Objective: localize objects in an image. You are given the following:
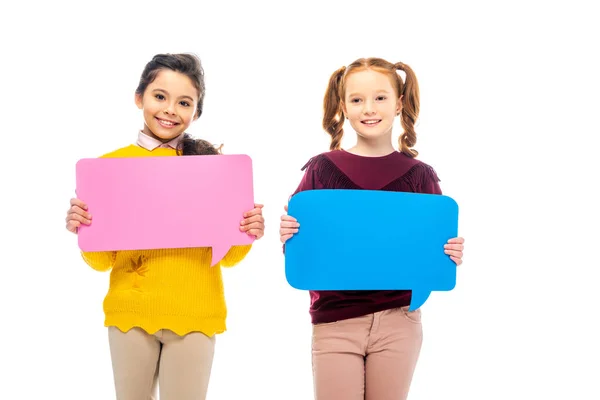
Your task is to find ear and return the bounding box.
[341,101,347,118]
[396,95,403,115]
[135,93,143,110]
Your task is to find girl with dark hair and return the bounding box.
[65,53,264,400]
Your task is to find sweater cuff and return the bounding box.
[220,245,252,268]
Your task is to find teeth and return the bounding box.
[363,120,380,124]
[159,119,175,126]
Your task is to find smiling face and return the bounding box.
[134,69,199,142]
[342,69,403,144]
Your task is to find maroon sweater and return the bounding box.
[291,149,442,324]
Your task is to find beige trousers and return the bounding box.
[311,306,423,400]
[108,327,215,400]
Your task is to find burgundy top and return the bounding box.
[291,149,442,324]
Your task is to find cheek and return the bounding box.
[182,109,197,123]
[346,109,361,121]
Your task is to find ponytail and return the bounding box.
[177,133,222,156]
[322,66,346,151]
[394,62,420,158]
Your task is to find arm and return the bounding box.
[220,245,253,268]
[280,157,324,251]
[420,164,465,265]
[81,251,117,272]
[420,164,442,195]
[66,198,117,272]
[220,203,265,268]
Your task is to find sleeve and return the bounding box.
[420,164,443,195]
[77,149,123,272]
[291,155,325,197]
[282,156,324,253]
[81,251,117,272]
[220,245,252,268]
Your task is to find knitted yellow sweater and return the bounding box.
[81,145,252,336]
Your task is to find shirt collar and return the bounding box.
[136,130,183,151]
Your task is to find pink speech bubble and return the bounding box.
[75,154,255,266]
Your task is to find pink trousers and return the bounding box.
[311,306,423,400]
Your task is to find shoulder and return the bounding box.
[100,144,140,158]
[402,155,441,183]
[300,150,341,171]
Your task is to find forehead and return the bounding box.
[344,69,396,95]
[147,69,199,99]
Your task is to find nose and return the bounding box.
[363,100,375,114]
[164,103,176,115]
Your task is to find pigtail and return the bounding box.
[395,62,420,158]
[322,66,346,151]
[177,133,222,156]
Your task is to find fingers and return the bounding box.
[444,243,464,252]
[280,214,297,223]
[445,237,464,264]
[240,204,265,239]
[279,212,300,243]
[445,239,464,265]
[245,228,264,240]
[66,220,80,234]
[280,233,294,244]
[242,214,264,225]
[280,218,299,227]
[67,210,92,224]
[445,249,463,259]
[284,204,288,212]
[70,198,88,210]
[66,198,91,234]
[244,205,264,218]
[279,227,298,236]
[67,205,92,221]
[450,256,462,266]
[66,205,92,235]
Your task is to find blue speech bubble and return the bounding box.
[285,190,459,311]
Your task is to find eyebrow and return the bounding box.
[152,88,195,102]
[347,90,392,97]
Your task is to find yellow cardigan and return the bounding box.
[81,145,251,336]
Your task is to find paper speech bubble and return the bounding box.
[285,189,459,310]
[76,154,255,266]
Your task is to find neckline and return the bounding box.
[340,148,399,159]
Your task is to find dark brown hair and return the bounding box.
[177,137,222,156]
[136,53,221,156]
[322,58,420,157]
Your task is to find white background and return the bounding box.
[2,0,599,399]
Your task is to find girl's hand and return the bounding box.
[241,203,265,239]
[66,198,91,234]
[444,237,465,266]
[280,205,299,244]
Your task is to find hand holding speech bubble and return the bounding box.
[75,154,255,266]
[284,190,459,310]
